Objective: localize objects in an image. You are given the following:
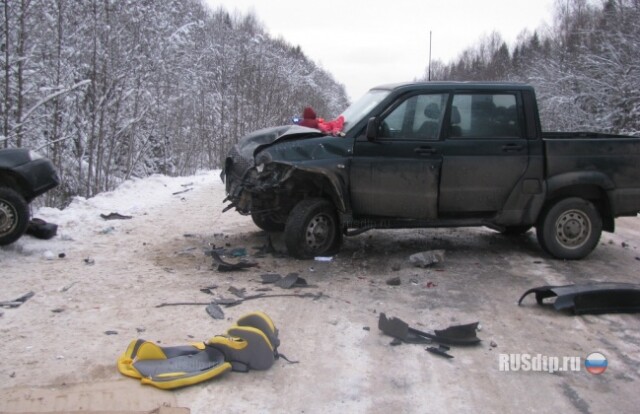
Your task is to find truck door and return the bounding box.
[438,92,529,214]
[350,93,447,219]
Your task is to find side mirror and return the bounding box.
[365,117,378,141]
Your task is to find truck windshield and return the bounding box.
[340,89,390,133]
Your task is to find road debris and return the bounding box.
[210,250,258,272]
[206,302,225,320]
[427,345,454,359]
[378,313,481,346]
[228,286,247,298]
[518,282,640,314]
[172,188,193,196]
[260,273,283,284]
[26,218,58,239]
[156,292,326,309]
[0,291,35,309]
[100,212,132,220]
[409,250,446,268]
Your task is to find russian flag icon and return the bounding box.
[585,352,608,375]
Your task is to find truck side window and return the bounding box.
[451,94,521,138]
[379,93,448,140]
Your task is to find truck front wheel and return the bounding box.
[536,197,602,260]
[0,187,30,246]
[284,198,342,259]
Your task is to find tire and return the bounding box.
[0,187,30,246]
[284,198,342,259]
[536,197,602,260]
[251,212,285,232]
[500,225,532,236]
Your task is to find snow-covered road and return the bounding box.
[1,171,640,413]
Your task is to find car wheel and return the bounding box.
[0,187,30,246]
[536,197,602,260]
[284,198,342,259]
[251,212,285,232]
[500,225,532,236]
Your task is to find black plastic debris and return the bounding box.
[26,218,58,240]
[275,273,310,289]
[206,302,225,320]
[200,285,218,295]
[0,291,35,309]
[210,251,258,272]
[518,282,640,315]
[172,188,192,196]
[104,330,118,335]
[378,313,481,346]
[427,345,454,359]
[260,273,283,284]
[100,212,132,220]
[228,286,246,298]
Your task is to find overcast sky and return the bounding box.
[204,0,556,100]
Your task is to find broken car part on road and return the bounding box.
[378,313,481,346]
[518,282,640,315]
[209,250,258,272]
[0,291,35,308]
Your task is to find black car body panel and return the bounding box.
[518,283,640,314]
[0,149,59,201]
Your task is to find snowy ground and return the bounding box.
[1,171,639,413]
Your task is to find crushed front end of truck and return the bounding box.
[221,125,352,232]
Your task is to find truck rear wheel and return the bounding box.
[0,187,30,246]
[284,198,342,259]
[536,197,602,260]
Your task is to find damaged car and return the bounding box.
[0,148,59,245]
[222,82,640,259]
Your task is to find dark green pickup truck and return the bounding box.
[222,82,640,260]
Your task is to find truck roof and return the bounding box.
[372,81,535,93]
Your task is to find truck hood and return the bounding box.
[234,125,326,160]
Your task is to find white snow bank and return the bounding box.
[0,170,221,260]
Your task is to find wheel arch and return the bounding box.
[283,166,349,214]
[0,170,31,200]
[545,173,615,232]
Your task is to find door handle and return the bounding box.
[414,146,437,155]
[502,144,524,152]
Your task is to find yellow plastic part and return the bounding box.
[207,335,248,350]
[140,362,232,390]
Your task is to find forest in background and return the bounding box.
[0,0,349,206]
[423,0,640,135]
[2,0,639,208]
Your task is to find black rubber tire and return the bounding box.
[500,225,532,236]
[536,197,602,260]
[251,212,285,232]
[0,187,30,246]
[284,198,342,259]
